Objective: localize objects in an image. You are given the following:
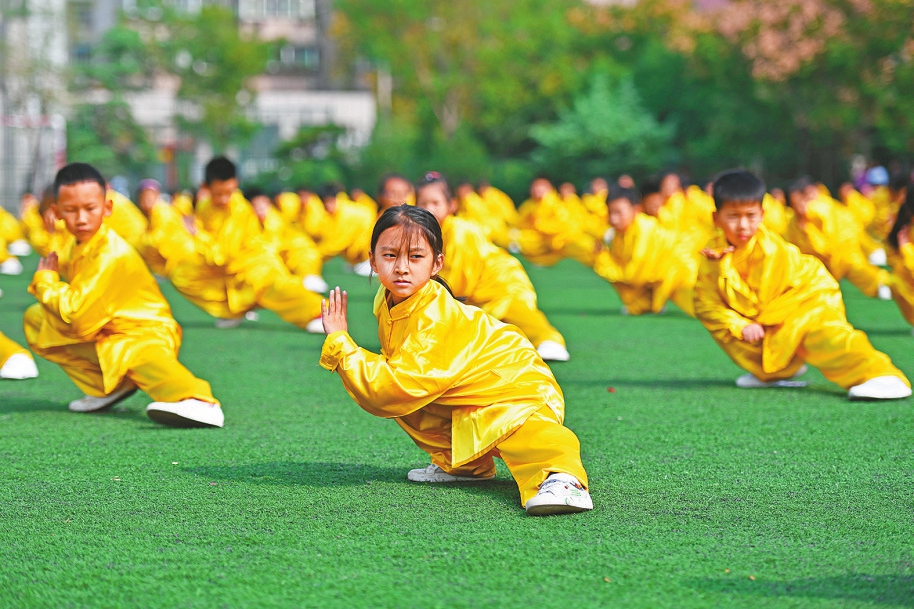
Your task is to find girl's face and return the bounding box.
[370,224,444,305]
[416,184,457,224]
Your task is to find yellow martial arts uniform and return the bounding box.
[458,190,509,247]
[439,215,565,348]
[314,198,374,265]
[137,201,195,277]
[172,192,195,217]
[869,186,898,242]
[694,224,908,389]
[841,188,882,255]
[593,213,698,316]
[23,225,217,403]
[175,191,322,328]
[258,205,323,278]
[887,230,914,327]
[319,280,588,506]
[515,190,597,267]
[0,331,33,368]
[480,185,519,229]
[276,192,303,226]
[784,197,888,297]
[762,193,789,236]
[0,206,25,245]
[105,190,149,249]
[20,204,69,258]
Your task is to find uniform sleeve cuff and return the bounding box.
[29,269,60,294]
[319,331,356,371]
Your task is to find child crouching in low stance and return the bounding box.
[319,205,592,515]
[694,169,910,400]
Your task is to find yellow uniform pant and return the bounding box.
[612,283,695,317]
[836,252,888,298]
[495,298,565,348]
[712,307,909,390]
[23,307,216,403]
[240,254,323,329]
[399,405,588,507]
[0,331,32,366]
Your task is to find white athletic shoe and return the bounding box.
[406,464,495,483]
[0,257,23,276]
[303,274,329,293]
[848,376,912,400]
[305,317,325,334]
[537,340,570,362]
[68,385,138,412]
[877,285,892,301]
[620,306,629,316]
[525,473,593,516]
[146,399,224,428]
[7,240,32,257]
[0,353,38,379]
[868,248,887,266]
[736,365,808,388]
[214,317,243,329]
[352,259,373,277]
[244,311,259,322]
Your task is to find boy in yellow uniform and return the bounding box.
[314,184,375,277]
[593,185,698,316]
[23,163,224,426]
[695,169,910,400]
[784,177,891,300]
[175,157,324,332]
[515,178,596,267]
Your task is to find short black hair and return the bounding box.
[787,175,813,195]
[318,183,343,201]
[53,162,106,198]
[711,169,766,210]
[204,156,236,184]
[243,186,268,201]
[889,171,910,192]
[640,175,662,197]
[606,184,640,206]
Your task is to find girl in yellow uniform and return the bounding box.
[319,206,593,516]
[416,173,569,362]
[886,193,914,331]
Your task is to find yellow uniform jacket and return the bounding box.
[887,234,914,326]
[694,225,843,375]
[320,280,565,468]
[314,199,374,264]
[28,225,182,394]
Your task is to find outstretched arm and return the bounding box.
[322,286,348,334]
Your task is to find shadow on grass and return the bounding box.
[185,461,405,486]
[0,396,149,422]
[855,327,912,338]
[686,573,914,607]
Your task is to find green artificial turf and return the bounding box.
[0,254,912,608]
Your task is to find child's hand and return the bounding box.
[321,286,348,334]
[38,251,59,273]
[42,208,57,233]
[182,215,198,236]
[741,323,765,343]
[700,245,735,260]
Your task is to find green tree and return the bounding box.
[530,75,675,181]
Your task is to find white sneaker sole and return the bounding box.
[146,401,224,428]
[406,469,495,483]
[69,387,138,412]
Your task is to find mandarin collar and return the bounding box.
[384,280,440,321]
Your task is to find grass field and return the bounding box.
[1,253,912,609]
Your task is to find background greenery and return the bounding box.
[62,0,914,200]
[1,255,912,608]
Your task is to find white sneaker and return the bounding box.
[848,376,912,400]
[69,385,137,412]
[525,473,593,516]
[406,464,495,483]
[736,365,808,388]
[305,317,325,334]
[868,248,887,266]
[352,259,373,277]
[0,257,23,275]
[244,310,259,321]
[146,398,224,427]
[537,340,570,362]
[877,285,892,301]
[214,317,243,329]
[8,240,32,257]
[0,353,38,379]
[620,306,629,316]
[303,275,329,293]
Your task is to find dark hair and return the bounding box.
[243,186,269,202]
[890,172,911,192]
[787,175,813,195]
[415,171,452,200]
[317,183,343,201]
[606,184,640,206]
[204,156,236,184]
[53,162,106,198]
[640,175,662,197]
[370,205,458,299]
[712,169,766,210]
[888,188,914,250]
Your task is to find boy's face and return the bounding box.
[322,196,338,215]
[380,177,413,210]
[250,195,272,221]
[714,200,764,248]
[55,181,112,243]
[641,193,664,217]
[789,190,810,217]
[208,178,237,208]
[137,187,159,214]
[607,198,636,232]
[530,179,552,200]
